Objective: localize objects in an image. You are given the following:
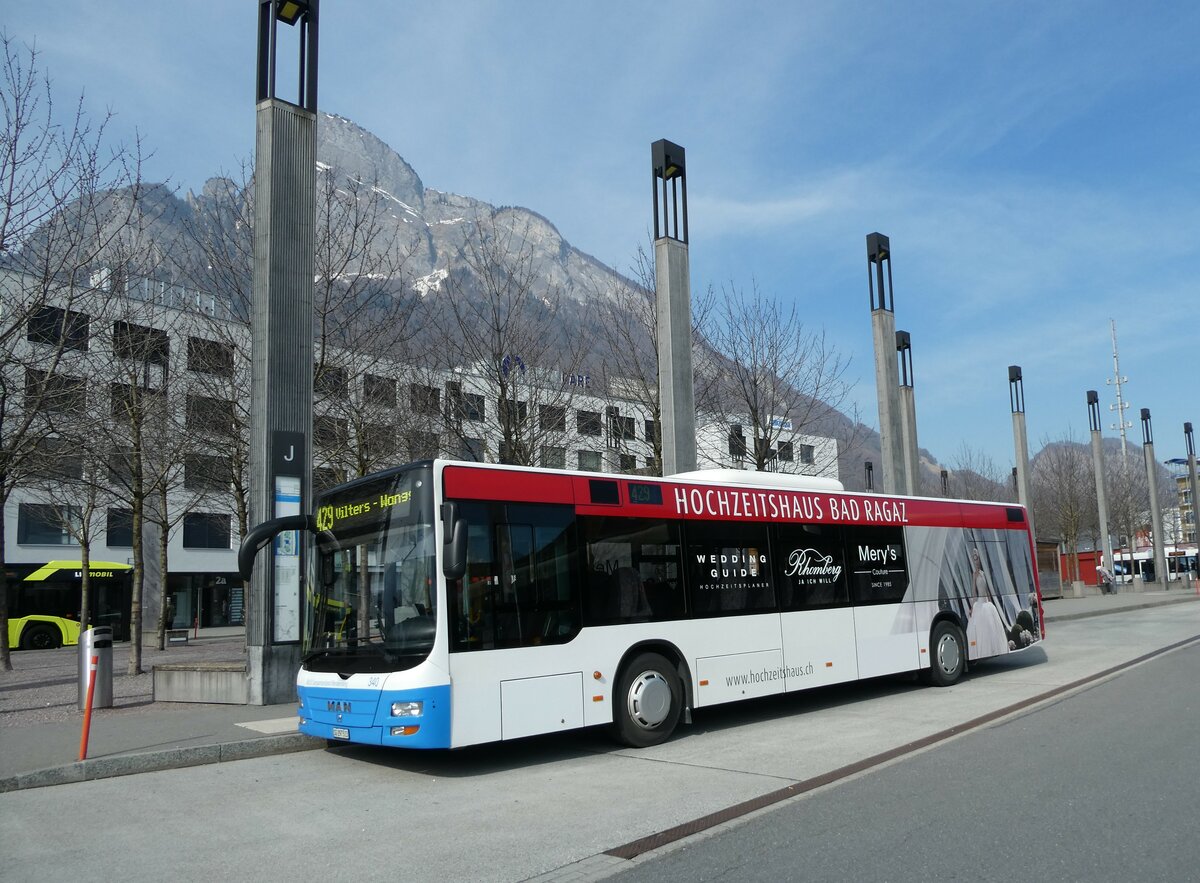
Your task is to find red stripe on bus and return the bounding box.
[443,466,576,504]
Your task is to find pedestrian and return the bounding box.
[1096,564,1116,595]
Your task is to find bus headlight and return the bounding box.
[391,701,423,717]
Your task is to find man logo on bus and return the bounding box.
[328,700,351,713]
[316,505,335,532]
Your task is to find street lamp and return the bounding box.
[867,232,903,493]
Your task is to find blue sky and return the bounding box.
[7,1,1198,474]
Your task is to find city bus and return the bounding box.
[6,560,133,650]
[239,460,1044,749]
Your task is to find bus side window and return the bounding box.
[684,520,775,617]
[773,523,848,610]
[845,525,909,604]
[580,517,684,626]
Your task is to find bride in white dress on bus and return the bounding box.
[965,547,1009,659]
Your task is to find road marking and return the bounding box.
[235,717,298,735]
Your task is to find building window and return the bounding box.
[314,415,349,449]
[800,444,815,465]
[106,508,134,548]
[404,430,439,460]
[110,382,165,420]
[187,337,235,376]
[27,306,90,351]
[108,446,134,484]
[364,374,396,406]
[577,410,601,437]
[541,446,566,469]
[184,453,233,492]
[183,512,232,549]
[186,395,237,434]
[540,404,566,433]
[448,382,485,422]
[728,425,747,462]
[461,437,485,462]
[619,453,638,472]
[25,369,86,414]
[17,503,80,545]
[410,384,441,416]
[31,437,83,481]
[462,393,484,421]
[499,399,527,425]
[645,419,660,445]
[314,364,347,397]
[607,408,635,443]
[778,441,794,463]
[578,449,602,472]
[113,321,169,365]
[360,423,397,459]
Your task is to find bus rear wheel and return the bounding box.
[613,652,682,748]
[928,621,965,687]
[21,624,61,651]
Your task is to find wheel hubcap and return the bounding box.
[627,671,671,729]
[937,633,960,675]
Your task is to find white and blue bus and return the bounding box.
[240,460,1044,749]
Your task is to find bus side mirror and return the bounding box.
[442,502,466,580]
[238,514,317,581]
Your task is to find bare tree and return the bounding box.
[0,35,145,669]
[699,281,855,474]
[947,442,1011,502]
[425,211,592,467]
[1031,434,1094,583]
[591,241,715,475]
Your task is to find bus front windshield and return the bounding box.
[305,465,437,674]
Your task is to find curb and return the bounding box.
[1043,593,1200,623]
[0,733,325,794]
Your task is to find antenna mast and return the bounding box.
[1106,319,1132,461]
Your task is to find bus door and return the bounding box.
[846,526,919,679]
[774,523,859,689]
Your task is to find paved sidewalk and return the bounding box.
[2,584,1197,793]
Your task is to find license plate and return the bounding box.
[332,727,350,740]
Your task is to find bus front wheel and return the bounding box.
[21,624,61,651]
[928,621,965,687]
[613,652,682,748]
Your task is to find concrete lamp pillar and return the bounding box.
[651,139,697,477]
[1141,410,1169,588]
[867,233,904,494]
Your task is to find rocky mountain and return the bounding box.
[14,112,880,486]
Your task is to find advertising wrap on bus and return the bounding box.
[238,460,1043,751]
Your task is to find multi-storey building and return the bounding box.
[3,270,838,640]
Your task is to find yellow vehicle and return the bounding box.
[6,560,132,650]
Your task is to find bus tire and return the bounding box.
[613,652,682,748]
[928,621,965,687]
[21,624,61,651]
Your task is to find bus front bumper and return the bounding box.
[297,684,451,749]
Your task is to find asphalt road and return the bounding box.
[613,642,1200,883]
[2,605,1198,882]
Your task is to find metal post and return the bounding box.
[1087,391,1115,582]
[652,139,696,476]
[864,460,874,492]
[1010,366,1035,540]
[867,233,904,493]
[1141,409,1169,588]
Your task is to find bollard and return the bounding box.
[79,654,98,761]
[78,626,113,711]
